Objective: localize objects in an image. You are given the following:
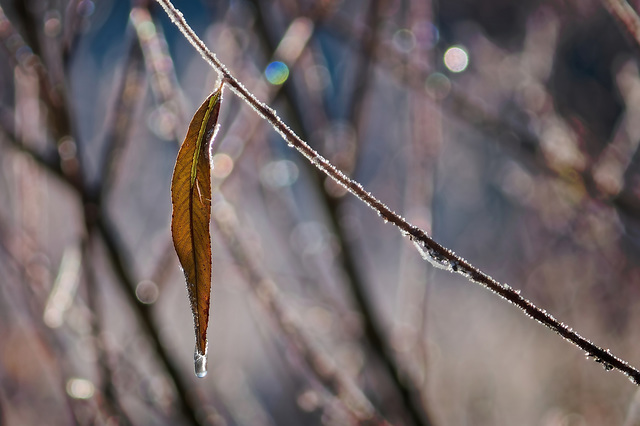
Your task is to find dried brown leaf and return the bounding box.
[170,86,222,377]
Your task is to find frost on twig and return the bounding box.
[155,0,640,386]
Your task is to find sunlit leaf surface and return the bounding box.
[170,87,222,376]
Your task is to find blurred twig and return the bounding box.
[0,4,81,189]
[318,6,640,224]
[82,234,134,426]
[63,0,85,64]
[1,108,211,426]
[246,2,431,424]
[397,0,441,415]
[96,36,146,199]
[96,216,209,426]
[130,6,379,422]
[212,193,386,425]
[344,0,382,144]
[0,217,81,425]
[0,8,214,421]
[131,6,188,132]
[601,0,640,49]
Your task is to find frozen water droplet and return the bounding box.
[194,349,208,378]
[450,260,459,271]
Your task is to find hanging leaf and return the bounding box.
[170,87,222,378]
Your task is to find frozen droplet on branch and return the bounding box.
[413,240,449,271]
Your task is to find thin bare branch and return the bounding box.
[601,0,640,48]
[156,0,640,386]
[96,215,214,426]
[213,193,385,425]
[245,3,430,423]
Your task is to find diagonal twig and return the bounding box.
[601,0,640,49]
[156,0,640,386]
[212,193,386,425]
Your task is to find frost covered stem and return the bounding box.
[155,0,640,385]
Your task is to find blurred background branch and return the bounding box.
[2,0,640,425]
